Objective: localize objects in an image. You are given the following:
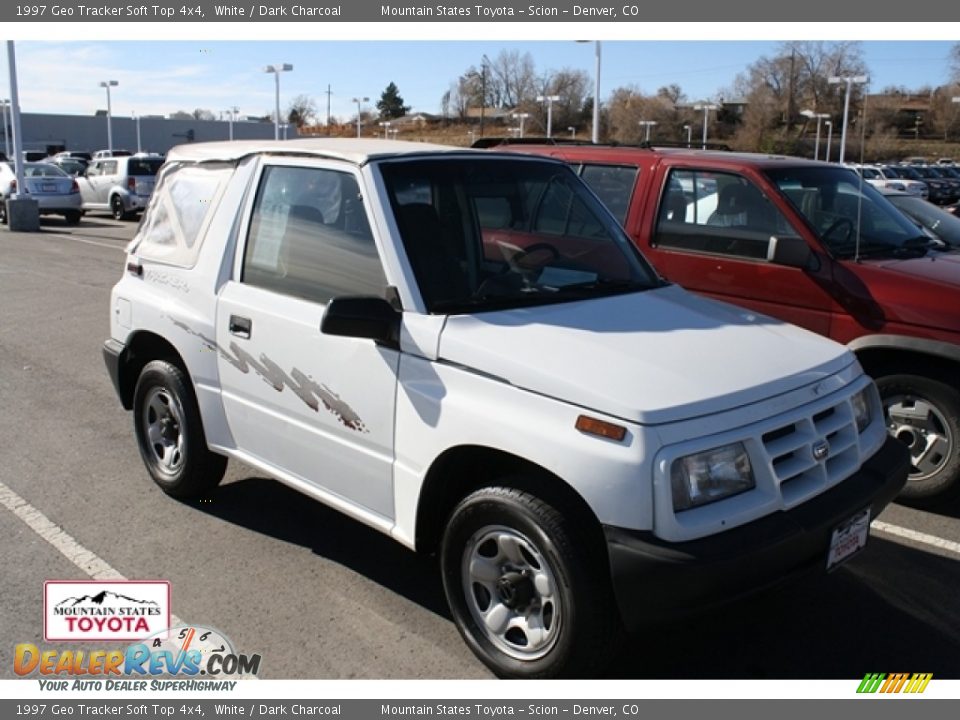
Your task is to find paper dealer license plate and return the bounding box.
[827,507,870,571]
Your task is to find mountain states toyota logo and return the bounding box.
[44,581,170,641]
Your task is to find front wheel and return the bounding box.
[441,485,619,678]
[133,360,227,498]
[878,373,960,505]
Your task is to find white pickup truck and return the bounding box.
[103,139,908,678]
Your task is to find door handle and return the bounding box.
[229,315,252,339]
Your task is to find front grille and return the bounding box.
[760,394,861,507]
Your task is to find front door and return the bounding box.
[216,159,399,520]
[643,167,835,336]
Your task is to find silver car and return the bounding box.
[79,154,164,220]
[0,161,83,225]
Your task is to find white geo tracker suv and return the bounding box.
[103,139,908,678]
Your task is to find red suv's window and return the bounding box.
[578,164,638,225]
[654,169,796,260]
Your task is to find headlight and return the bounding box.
[670,442,755,512]
[852,386,874,433]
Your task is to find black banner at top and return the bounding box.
[2,0,953,22]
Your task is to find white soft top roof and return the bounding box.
[165,138,472,165]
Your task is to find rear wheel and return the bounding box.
[111,195,130,221]
[133,360,227,498]
[878,373,960,505]
[63,210,81,226]
[0,199,7,225]
[441,485,619,678]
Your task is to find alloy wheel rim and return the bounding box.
[885,393,954,481]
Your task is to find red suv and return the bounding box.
[495,142,960,504]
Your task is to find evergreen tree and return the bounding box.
[377,82,410,120]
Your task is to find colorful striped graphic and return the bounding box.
[857,673,933,694]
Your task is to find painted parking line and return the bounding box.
[0,479,182,625]
[47,233,128,251]
[871,520,960,557]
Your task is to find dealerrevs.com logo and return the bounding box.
[44,581,170,641]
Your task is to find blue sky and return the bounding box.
[2,40,955,123]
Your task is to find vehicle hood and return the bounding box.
[438,285,854,425]
[844,252,960,331]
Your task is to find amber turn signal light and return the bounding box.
[575,415,627,442]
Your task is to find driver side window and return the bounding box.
[654,169,797,260]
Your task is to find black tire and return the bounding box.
[132,360,227,498]
[63,210,81,226]
[441,485,620,678]
[0,199,7,225]
[111,195,130,221]
[877,373,960,505]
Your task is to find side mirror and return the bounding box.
[767,235,814,269]
[321,296,400,348]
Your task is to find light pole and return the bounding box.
[536,94,561,138]
[801,110,830,160]
[693,103,718,149]
[568,126,576,140]
[0,99,9,159]
[683,124,691,147]
[638,120,657,143]
[828,74,868,164]
[511,112,530,139]
[577,41,601,144]
[132,111,141,153]
[263,63,293,141]
[949,97,960,141]
[99,80,119,154]
[351,97,369,138]
[379,121,392,139]
[824,120,833,162]
[224,106,238,140]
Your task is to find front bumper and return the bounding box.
[605,435,909,631]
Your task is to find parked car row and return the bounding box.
[1,152,164,224]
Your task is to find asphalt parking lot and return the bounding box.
[2,215,960,679]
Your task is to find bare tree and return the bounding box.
[951,43,960,83]
[286,94,318,128]
[192,108,216,121]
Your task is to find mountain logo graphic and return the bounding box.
[55,590,159,608]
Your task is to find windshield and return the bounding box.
[379,157,660,314]
[887,194,960,248]
[24,163,68,178]
[766,166,930,258]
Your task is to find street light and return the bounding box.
[536,94,561,138]
[379,121,392,139]
[224,106,239,140]
[800,109,830,160]
[828,74,868,164]
[693,103,719,149]
[0,99,10,159]
[351,97,369,138]
[824,121,833,162]
[99,80,119,154]
[577,41,601,144]
[683,124,692,147]
[132,111,141,153]
[638,120,657,143]
[511,112,530,138]
[263,63,293,141]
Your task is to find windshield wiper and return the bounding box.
[852,237,933,259]
[547,278,655,296]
